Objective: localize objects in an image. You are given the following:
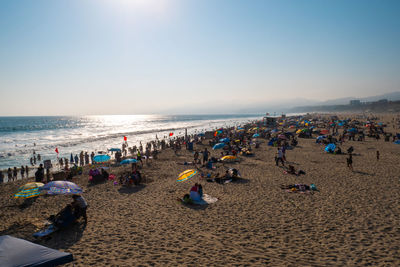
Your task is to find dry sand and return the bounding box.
[1,114,400,266]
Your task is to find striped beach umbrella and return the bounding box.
[14,182,44,199]
[39,181,82,195]
[221,155,237,162]
[177,169,197,182]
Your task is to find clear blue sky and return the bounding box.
[0,0,399,115]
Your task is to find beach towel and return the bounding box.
[193,194,218,205]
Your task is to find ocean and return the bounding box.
[0,114,262,171]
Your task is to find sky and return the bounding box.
[0,0,399,115]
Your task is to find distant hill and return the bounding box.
[289,92,400,113]
[321,92,400,105]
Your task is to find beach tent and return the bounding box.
[0,235,73,267]
[394,140,400,145]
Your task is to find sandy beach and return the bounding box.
[1,113,400,266]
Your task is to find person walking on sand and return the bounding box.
[347,154,353,171]
[25,165,29,178]
[275,147,285,166]
[376,150,380,161]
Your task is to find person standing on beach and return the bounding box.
[347,154,353,171]
[0,170,4,183]
[202,148,210,166]
[35,164,44,182]
[37,154,41,161]
[7,168,12,182]
[90,152,95,164]
[25,165,29,178]
[20,165,25,178]
[376,150,380,161]
[13,167,18,181]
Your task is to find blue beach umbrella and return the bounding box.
[39,181,82,195]
[394,140,400,145]
[93,154,111,163]
[120,159,137,165]
[197,133,205,137]
[252,133,260,138]
[324,143,336,153]
[108,148,121,152]
[348,128,357,133]
[213,143,226,150]
[219,138,230,143]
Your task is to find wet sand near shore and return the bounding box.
[1,114,400,266]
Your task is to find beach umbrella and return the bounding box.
[316,135,326,143]
[120,159,137,165]
[93,154,111,163]
[278,134,286,140]
[394,140,400,145]
[252,133,260,138]
[219,138,230,143]
[320,129,329,135]
[14,182,44,199]
[197,133,205,137]
[108,148,121,152]
[271,129,279,133]
[348,128,357,133]
[221,155,237,162]
[324,143,336,153]
[177,169,197,182]
[39,181,82,195]
[212,143,226,150]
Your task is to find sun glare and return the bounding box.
[113,0,168,14]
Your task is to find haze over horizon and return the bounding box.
[1,0,399,116]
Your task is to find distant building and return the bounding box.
[350,100,361,105]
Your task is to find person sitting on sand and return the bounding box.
[71,194,88,223]
[101,168,109,180]
[189,183,202,202]
[131,169,142,185]
[52,204,76,228]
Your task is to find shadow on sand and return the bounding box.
[118,184,146,194]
